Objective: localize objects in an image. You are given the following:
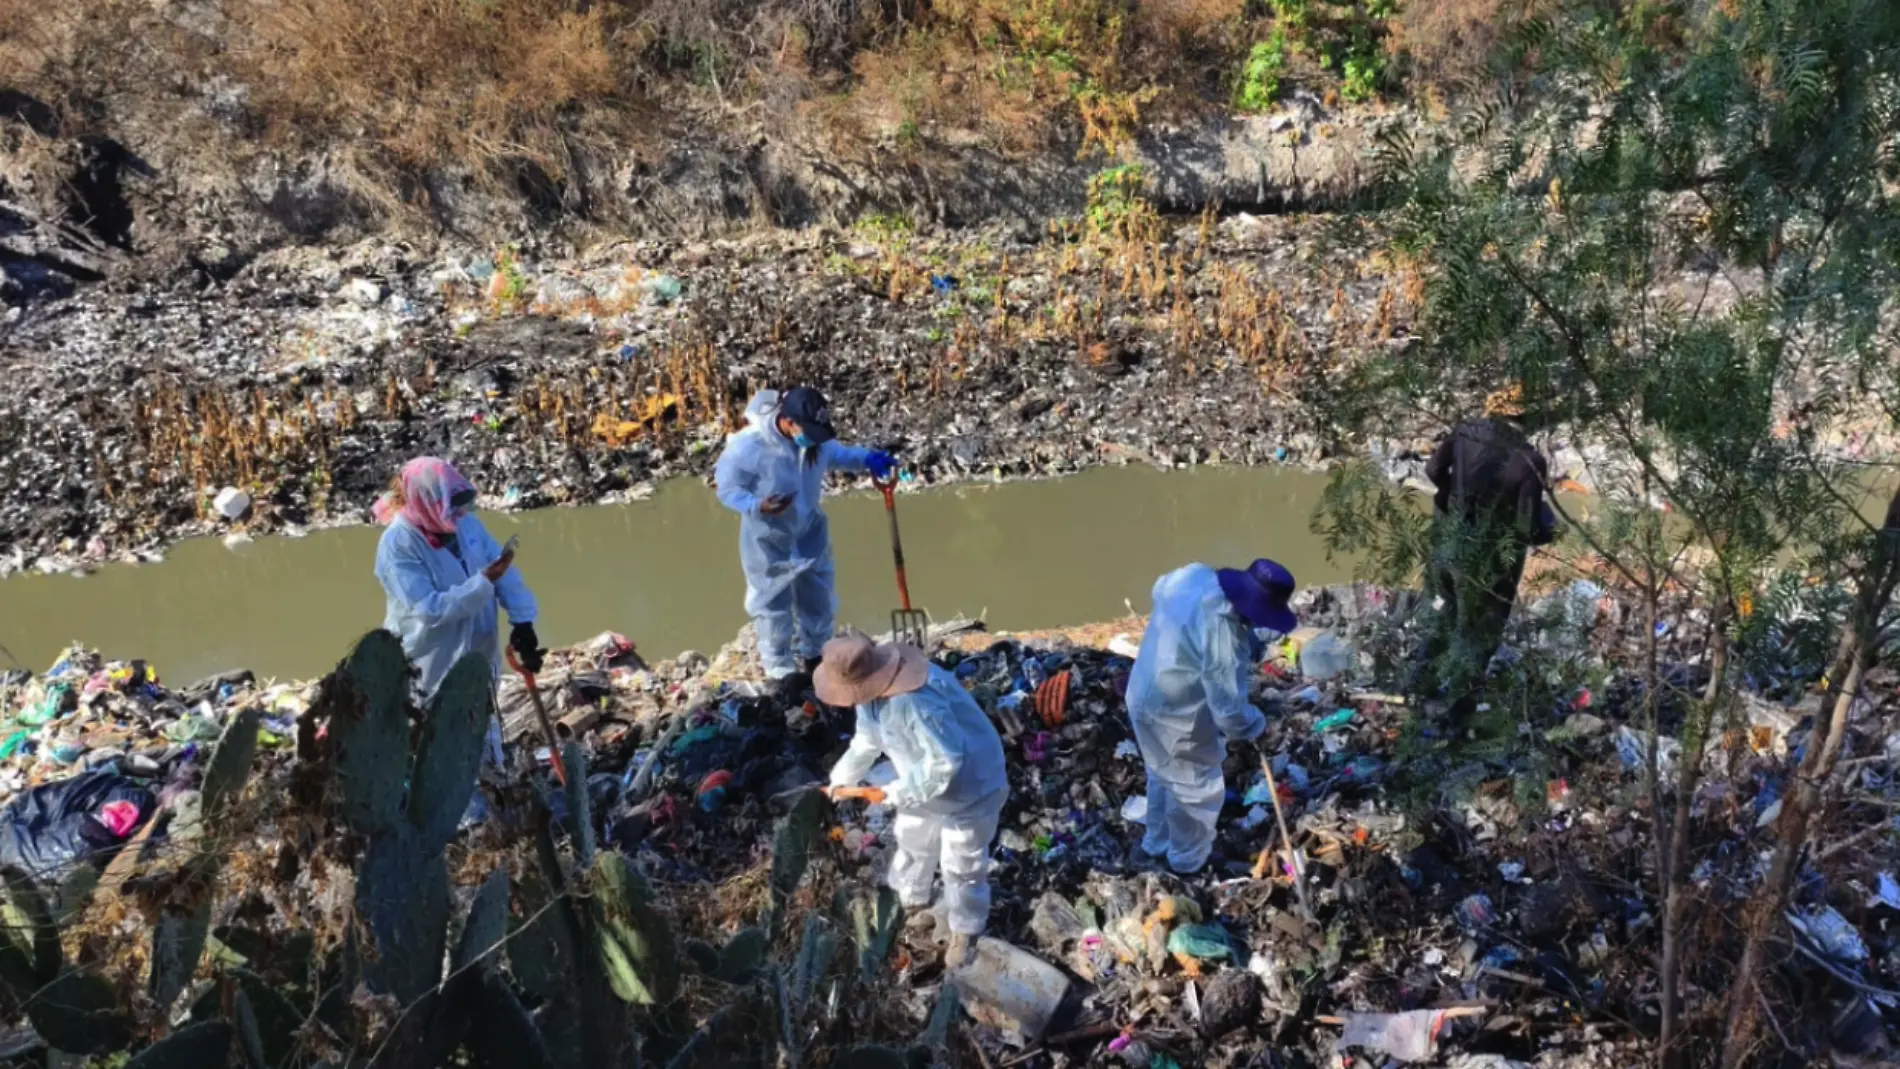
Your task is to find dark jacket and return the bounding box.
[1425,418,1555,546]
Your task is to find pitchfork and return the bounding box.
[874,473,930,648]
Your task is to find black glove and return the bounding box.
[511,623,546,674]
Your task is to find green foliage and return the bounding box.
[1235,33,1289,111]
[1339,42,1384,101]
[150,704,262,1015]
[1321,3,1900,1055]
[1084,163,1149,235]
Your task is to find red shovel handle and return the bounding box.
[507,646,568,785]
[873,475,913,611]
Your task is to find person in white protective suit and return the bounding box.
[372,457,543,765]
[1126,558,1297,874]
[817,632,1008,967]
[713,387,895,692]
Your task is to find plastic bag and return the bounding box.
[1166,923,1237,962]
[0,770,155,878]
[1337,1009,1448,1062]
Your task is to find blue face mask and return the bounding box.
[793,431,816,450]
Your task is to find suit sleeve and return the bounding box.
[714,436,764,518]
[1204,615,1266,743]
[375,534,493,629]
[883,697,964,809]
[828,708,886,789]
[824,441,874,475]
[470,522,537,624]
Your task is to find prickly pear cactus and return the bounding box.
[456,869,510,974]
[337,642,491,1009]
[468,972,557,1069]
[713,926,768,983]
[561,739,595,866]
[409,656,493,850]
[150,705,262,1014]
[829,1046,917,1069]
[586,852,679,1007]
[355,825,453,1004]
[125,1020,234,1069]
[0,869,54,995]
[149,899,212,1016]
[767,788,826,933]
[29,970,132,1054]
[327,630,415,835]
[202,707,262,821]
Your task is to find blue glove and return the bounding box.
[866,451,896,479]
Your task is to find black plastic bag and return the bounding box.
[0,769,155,879]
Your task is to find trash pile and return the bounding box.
[0,645,310,883]
[1,574,1896,1066]
[0,216,1406,575]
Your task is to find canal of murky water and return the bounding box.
[0,466,1351,682]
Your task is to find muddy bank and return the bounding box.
[0,212,1416,573]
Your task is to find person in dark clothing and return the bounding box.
[1412,387,1557,722]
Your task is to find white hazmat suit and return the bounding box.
[1125,564,1266,873]
[828,666,1009,935]
[375,513,538,763]
[713,391,875,678]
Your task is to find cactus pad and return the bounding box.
[409,652,492,850]
[328,630,414,835]
[125,1020,235,1069]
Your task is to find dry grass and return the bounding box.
[232,0,622,183]
[0,0,1482,222]
[1389,0,1514,92]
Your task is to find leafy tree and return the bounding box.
[1310,0,1900,1063]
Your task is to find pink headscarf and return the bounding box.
[373,457,475,544]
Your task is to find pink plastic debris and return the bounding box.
[97,800,141,838]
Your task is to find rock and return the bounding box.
[1200,969,1260,1037]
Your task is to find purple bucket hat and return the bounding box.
[1216,558,1298,633]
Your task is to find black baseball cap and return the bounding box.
[779,387,836,444]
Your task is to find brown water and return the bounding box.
[0,466,1349,683]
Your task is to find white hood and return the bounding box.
[742,389,783,432]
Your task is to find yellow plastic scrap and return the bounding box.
[592,394,682,445]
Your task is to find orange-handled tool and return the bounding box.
[827,786,887,804]
[874,474,929,648]
[506,645,567,785]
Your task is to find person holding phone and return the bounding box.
[373,457,543,760]
[713,388,895,694]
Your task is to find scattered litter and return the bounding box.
[1335,1008,1483,1062]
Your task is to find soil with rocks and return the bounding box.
[0,213,1413,574]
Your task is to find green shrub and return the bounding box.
[1234,32,1289,111]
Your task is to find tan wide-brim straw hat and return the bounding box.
[813,632,930,707]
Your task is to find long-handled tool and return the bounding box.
[874,474,930,648]
[506,646,567,786]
